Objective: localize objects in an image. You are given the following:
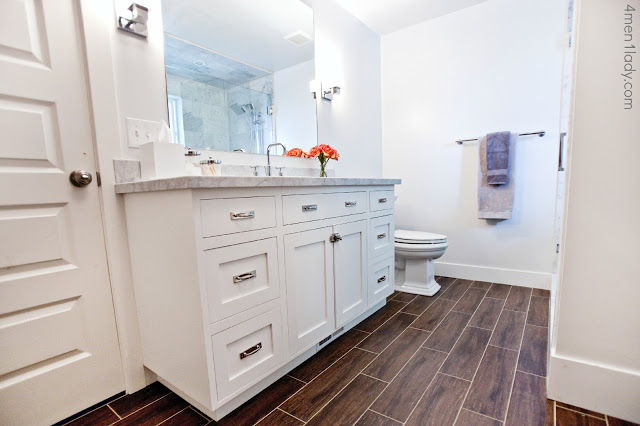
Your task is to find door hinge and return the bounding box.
[556,243,560,254]
[330,233,342,243]
[96,171,102,187]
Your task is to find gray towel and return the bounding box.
[486,131,511,185]
[478,133,518,220]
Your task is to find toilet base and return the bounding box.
[394,258,441,297]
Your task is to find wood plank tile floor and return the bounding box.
[60,279,639,426]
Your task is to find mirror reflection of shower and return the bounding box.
[230,103,265,154]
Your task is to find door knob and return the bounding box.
[69,170,93,187]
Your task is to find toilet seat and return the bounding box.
[395,230,447,245]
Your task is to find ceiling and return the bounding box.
[334,0,487,35]
[162,0,314,73]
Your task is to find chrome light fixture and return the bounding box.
[118,3,149,38]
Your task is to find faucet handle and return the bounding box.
[275,167,284,177]
[251,165,262,176]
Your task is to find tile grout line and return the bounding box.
[301,346,390,424]
[446,282,501,425]
[360,372,390,383]
[454,283,513,424]
[156,406,190,425]
[352,330,437,425]
[503,288,534,424]
[276,407,308,425]
[286,373,307,384]
[189,406,213,423]
[438,371,472,383]
[368,408,403,424]
[556,404,609,421]
[106,404,122,420]
[554,400,557,426]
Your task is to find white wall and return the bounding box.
[548,0,640,422]
[274,60,318,151]
[82,0,384,392]
[314,0,383,178]
[381,0,567,287]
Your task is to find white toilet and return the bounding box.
[395,229,448,296]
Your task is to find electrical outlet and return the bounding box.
[126,117,163,148]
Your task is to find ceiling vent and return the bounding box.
[284,31,313,46]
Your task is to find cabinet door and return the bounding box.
[334,220,368,328]
[284,227,335,355]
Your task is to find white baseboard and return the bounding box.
[434,261,552,289]
[548,353,640,423]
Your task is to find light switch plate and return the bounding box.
[126,117,163,148]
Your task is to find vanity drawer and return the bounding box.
[370,215,395,261]
[369,190,395,212]
[212,308,284,400]
[200,196,277,238]
[369,257,394,306]
[282,191,366,225]
[204,238,280,322]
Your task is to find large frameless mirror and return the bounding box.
[161,0,318,155]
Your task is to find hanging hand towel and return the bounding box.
[486,131,511,185]
[478,133,518,220]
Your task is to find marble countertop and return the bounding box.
[114,176,401,194]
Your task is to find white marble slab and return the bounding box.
[115,176,401,194]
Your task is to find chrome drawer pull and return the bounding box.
[377,233,386,239]
[378,275,387,283]
[239,342,262,359]
[378,198,388,203]
[302,204,318,212]
[230,210,255,220]
[345,201,357,207]
[233,270,257,283]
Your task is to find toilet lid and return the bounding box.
[395,229,447,244]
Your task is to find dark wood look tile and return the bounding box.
[453,287,487,314]
[355,410,402,426]
[469,298,505,330]
[504,286,532,312]
[440,279,473,302]
[424,310,471,353]
[289,328,368,382]
[556,402,605,419]
[527,296,549,327]
[440,327,492,381]
[517,325,548,377]
[392,292,417,303]
[66,406,119,426]
[411,298,456,332]
[218,375,304,425]
[405,373,470,426]
[307,374,387,426]
[363,327,430,382]
[160,407,209,426]
[463,345,519,420]
[532,289,550,298]
[556,407,607,426]
[355,300,405,333]
[607,416,640,426]
[456,409,502,426]
[258,409,304,426]
[486,283,511,299]
[505,371,553,426]
[489,309,526,351]
[115,393,188,425]
[387,291,400,301]
[371,348,448,422]
[357,313,416,353]
[109,381,171,417]
[280,348,376,421]
[437,276,457,292]
[472,281,493,290]
[402,294,440,316]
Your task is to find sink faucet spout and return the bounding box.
[266,143,287,176]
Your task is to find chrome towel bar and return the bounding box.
[455,131,545,145]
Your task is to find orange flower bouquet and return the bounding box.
[283,148,309,158]
[308,144,339,177]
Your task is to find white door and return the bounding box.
[334,220,367,327]
[284,227,335,355]
[0,1,124,425]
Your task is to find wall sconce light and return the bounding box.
[321,84,341,101]
[118,3,149,38]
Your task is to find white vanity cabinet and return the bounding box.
[118,178,398,420]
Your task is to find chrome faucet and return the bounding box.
[266,143,287,176]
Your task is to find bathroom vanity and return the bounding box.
[116,176,399,420]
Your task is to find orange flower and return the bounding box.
[284,148,309,158]
[308,144,339,161]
